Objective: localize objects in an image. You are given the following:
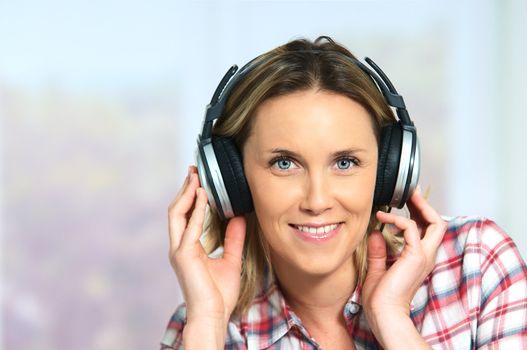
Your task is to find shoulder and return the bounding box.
[412,216,527,346]
[439,216,522,261]
[440,217,527,345]
[159,302,249,349]
[160,303,187,349]
[159,280,289,349]
[436,216,527,301]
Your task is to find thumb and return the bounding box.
[223,216,247,265]
[366,230,387,277]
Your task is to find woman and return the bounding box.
[161,36,527,349]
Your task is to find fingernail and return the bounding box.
[416,185,422,194]
[187,166,192,177]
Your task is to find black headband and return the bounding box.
[200,49,412,141]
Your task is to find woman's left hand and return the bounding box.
[361,187,448,341]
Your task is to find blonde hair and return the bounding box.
[202,36,404,316]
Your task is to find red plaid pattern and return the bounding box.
[160,216,527,349]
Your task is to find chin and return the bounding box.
[276,248,355,279]
[302,256,352,277]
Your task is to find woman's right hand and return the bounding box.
[168,165,247,328]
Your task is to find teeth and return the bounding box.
[296,224,338,234]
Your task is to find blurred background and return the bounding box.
[1,0,526,348]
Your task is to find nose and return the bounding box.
[299,171,333,215]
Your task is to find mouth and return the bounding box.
[288,222,344,242]
[289,222,342,234]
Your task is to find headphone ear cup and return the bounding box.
[211,136,254,216]
[374,123,403,206]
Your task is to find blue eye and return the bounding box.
[269,156,297,171]
[269,155,358,172]
[337,158,353,170]
[276,158,292,170]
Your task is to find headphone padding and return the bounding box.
[374,123,402,206]
[211,137,254,216]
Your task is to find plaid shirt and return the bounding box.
[160,216,527,349]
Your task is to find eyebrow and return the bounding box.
[266,147,367,160]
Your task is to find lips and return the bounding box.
[292,223,339,234]
[289,222,343,243]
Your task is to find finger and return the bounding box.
[421,219,448,254]
[376,211,421,248]
[408,189,442,225]
[223,216,247,266]
[185,200,196,223]
[183,167,203,222]
[366,230,387,276]
[168,173,200,249]
[169,166,193,208]
[406,187,427,230]
[179,187,208,248]
[189,165,201,187]
[406,190,447,249]
[185,166,205,223]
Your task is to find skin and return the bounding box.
[168,88,447,349]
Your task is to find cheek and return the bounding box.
[248,173,297,218]
[335,168,378,210]
[245,170,301,246]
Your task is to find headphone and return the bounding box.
[196,50,420,220]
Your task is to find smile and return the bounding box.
[293,223,339,234]
[289,222,344,243]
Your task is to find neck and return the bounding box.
[271,253,357,329]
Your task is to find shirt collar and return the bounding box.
[243,268,363,350]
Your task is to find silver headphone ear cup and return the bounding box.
[409,137,421,195]
[389,125,419,208]
[196,140,234,220]
[374,122,419,209]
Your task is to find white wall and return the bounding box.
[498,0,527,254]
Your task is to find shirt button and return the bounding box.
[345,303,360,315]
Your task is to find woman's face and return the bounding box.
[242,89,379,277]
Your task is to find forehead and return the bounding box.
[247,89,377,153]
